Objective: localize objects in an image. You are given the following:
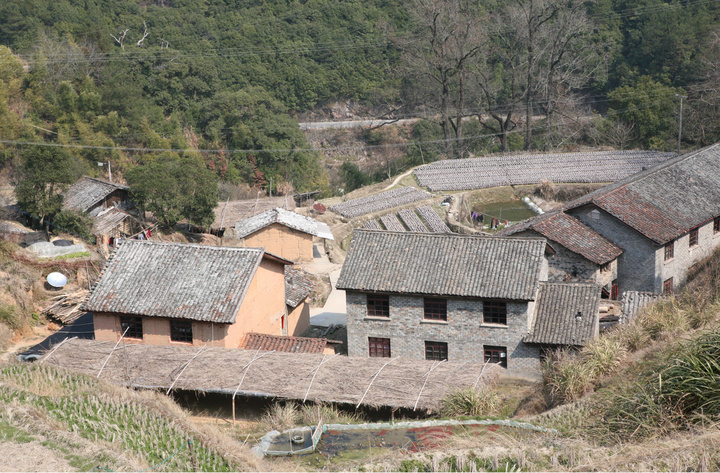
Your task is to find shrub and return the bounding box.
[51,209,93,240]
[543,349,594,404]
[582,336,628,377]
[440,387,501,417]
[260,402,301,431]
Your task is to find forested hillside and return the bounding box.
[2,0,720,225]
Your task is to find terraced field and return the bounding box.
[362,206,451,233]
[329,187,432,219]
[413,150,676,191]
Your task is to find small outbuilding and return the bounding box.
[63,176,131,217]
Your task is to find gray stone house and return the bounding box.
[562,144,720,295]
[336,230,601,377]
[497,211,623,298]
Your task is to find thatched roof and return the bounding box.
[41,339,499,411]
[212,197,295,229]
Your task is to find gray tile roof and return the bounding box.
[92,208,137,236]
[336,230,547,300]
[621,291,665,324]
[84,240,269,323]
[525,282,601,346]
[239,332,328,353]
[235,207,323,238]
[565,144,720,244]
[497,211,623,265]
[63,177,128,212]
[285,267,314,308]
[212,196,294,229]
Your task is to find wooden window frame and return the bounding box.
[423,298,447,321]
[120,316,143,340]
[664,241,674,261]
[484,345,507,368]
[611,279,619,300]
[366,294,390,318]
[689,227,699,247]
[425,341,448,361]
[714,216,720,234]
[483,301,507,325]
[170,319,193,343]
[663,277,673,294]
[369,337,391,358]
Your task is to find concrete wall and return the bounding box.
[346,291,542,376]
[656,218,720,292]
[240,223,314,263]
[92,257,288,348]
[569,204,657,293]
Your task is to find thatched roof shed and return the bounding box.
[41,339,499,411]
[212,196,295,229]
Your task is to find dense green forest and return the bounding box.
[2,0,720,225]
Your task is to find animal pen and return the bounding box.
[38,339,500,415]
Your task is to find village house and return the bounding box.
[207,196,295,237]
[336,230,602,377]
[497,211,623,299]
[85,240,311,347]
[542,144,720,295]
[232,207,334,263]
[63,176,131,217]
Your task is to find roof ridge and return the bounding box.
[355,228,547,242]
[122,239,264,253]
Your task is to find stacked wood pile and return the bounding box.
[42,290,90,324]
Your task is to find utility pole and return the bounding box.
[676,94,687,155]
[98,161,112,182]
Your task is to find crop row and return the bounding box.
[361,206,450,233]
[329,187,432,218]
[413,151,676,191]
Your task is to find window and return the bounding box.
[366,294,389,317]
[664,241,674,261]
[484,346,507,368]
[483,301,507,325]
[120,316,143,339]
[663,277,673,294]
[170,319,193,343]
[715,216,720,234]
[425,341,448,361]
[424,298,447,321]
[689,227,699,247]
[611,279,619,300]
[369,337,391,357]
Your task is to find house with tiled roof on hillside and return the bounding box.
[336,230,602,377]
[497,211,623,299]
[561,144,720,295]
[63,176,131,217]
[85,240,310,347]
[231,207,334,263]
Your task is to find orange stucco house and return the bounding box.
[233,207,334,263]
[85,240,312,347]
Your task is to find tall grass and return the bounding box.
[440,387,501,417]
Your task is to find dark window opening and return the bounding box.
[714,216,720,234]
[120,316,143,339]
[664,241,674,261]
[369,337,391,357]
[689,227,699,247]
[424,298,447,321]
[425,341,448,361]
[484,346,507,368]
[483,301,507,325]
[601,287,610,299]
[663,277,673,294]
[367,294,390,317]
[170,319,193,343]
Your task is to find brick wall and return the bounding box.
[656,218,720,292]
[346,291,542,377]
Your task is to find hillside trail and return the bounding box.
[382,168,416,191]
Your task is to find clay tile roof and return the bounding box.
[564,144,720,244]
[83,240,267,324]
[235,207,323,238]
[524,282,601,346]
[285,267,314,308]
[497,211,622,265]
[63,176,128,212]
[239,332,328,354]
[336,230,547,300]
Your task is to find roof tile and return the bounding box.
[239,332,328,353]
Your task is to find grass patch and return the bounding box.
[440,388,501,417]
[0,419,34,443]
[53,251,91,260]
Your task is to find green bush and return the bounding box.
[51,209,93,240]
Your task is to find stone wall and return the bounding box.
[656,218,720,292]
[569,204,657,293]
[346,291,542,376]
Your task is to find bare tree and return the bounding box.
[111,29,129,50]
[136,21,150,47]
[400,0,486,158]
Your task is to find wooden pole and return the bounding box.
[357,357,399,409]
[97,327,129,378]
[472,359,492,389]
[232,350,275,424]
[413,360,446,410]
[187,439,197,472]
[304,353,340,403]
[40,336,77,364]
[166,345,207,395]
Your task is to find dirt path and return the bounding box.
[0,441,75,472]
[382,168,416,191]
